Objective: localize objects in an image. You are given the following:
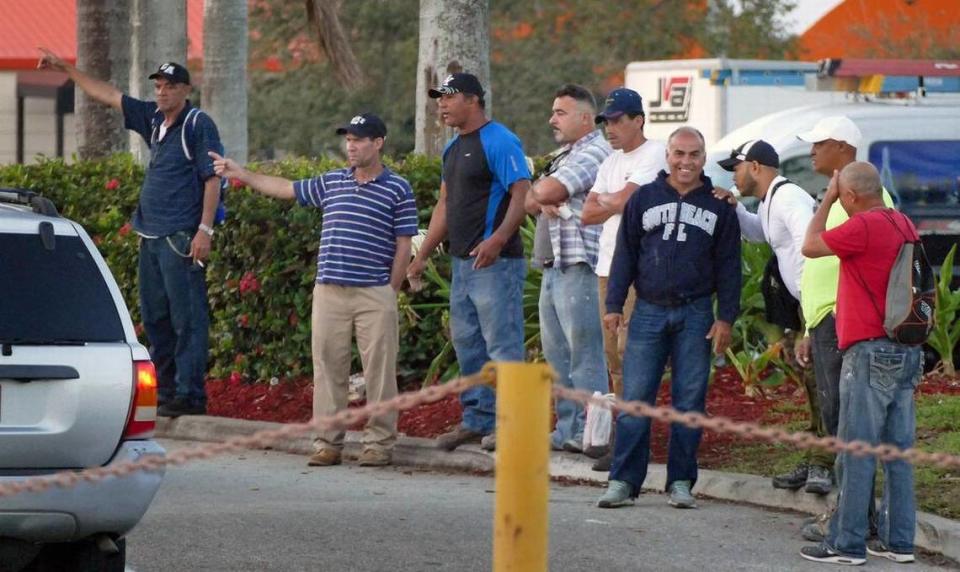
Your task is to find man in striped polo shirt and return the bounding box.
[525,84,611,455]
[211,113,418,467]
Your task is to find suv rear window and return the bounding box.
[0,232,126,343]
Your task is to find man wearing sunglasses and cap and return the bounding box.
[408,73,532,451]
[38,49,223,419]
[210,113,418,468]
[714,140,826,492]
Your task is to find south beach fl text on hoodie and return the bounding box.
[605,170,742,324]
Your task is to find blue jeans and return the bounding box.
[827,339,921,558]
[139,232,210,407]
[540,264,607,447]
[609,296,713,494]
[449,256,526,434]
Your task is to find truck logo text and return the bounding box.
[649,76,692,122]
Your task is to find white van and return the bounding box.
[703,98,960,272]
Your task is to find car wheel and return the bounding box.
[26,537,125,572]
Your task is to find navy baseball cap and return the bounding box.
[428,73,485,99]
[148,62,191,85]
[595,88,644,124]
[718,139,780,171]
[335,113,387,139]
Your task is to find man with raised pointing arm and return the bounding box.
[211,113,418,468]
[38,48,222,418]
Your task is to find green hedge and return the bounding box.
[0,154,447,386]
[1,154,802,388]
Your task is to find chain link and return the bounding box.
[2,366,958,500]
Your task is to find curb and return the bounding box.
[157,415,960,562]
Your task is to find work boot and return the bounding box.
[772,463,808,490]
[801,511,832,542]
[437,427,483,451]
[307,448,342,467]
[805,465,832,495]
[357,448,391,467]
[591,451,612,472]
[157,397,206,418]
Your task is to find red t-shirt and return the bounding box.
[821,208,919,350]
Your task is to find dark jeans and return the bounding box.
[609,296,714,494]
[809,314,843,468]
[139,232,210,407]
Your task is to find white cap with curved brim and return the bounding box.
[797,115,863,147]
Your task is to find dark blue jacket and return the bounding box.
[122,96,221,237]
[606,170,741,323]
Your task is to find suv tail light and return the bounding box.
[123,360,158,439]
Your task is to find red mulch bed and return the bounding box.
[205,367,960,459]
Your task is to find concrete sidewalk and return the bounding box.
[156,415,960,563]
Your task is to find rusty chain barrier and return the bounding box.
[2,364,959,500]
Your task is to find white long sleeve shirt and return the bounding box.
[735,175,816,300]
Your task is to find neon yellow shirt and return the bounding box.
[800,189,894,333]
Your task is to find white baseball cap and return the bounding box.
[797,115,863,148]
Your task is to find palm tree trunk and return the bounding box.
[129,0,187,161]
[76,0,130,160]
[415,0,490,156]
[203,0,248,163]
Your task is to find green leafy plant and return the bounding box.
[930,245,960,375]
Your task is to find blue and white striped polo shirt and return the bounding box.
[294,167,418,287]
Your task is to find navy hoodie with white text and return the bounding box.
[605,170,741,324]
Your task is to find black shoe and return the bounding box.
[799,544,865,566]
[772,463,808,490]
[591,451,612,472]
[866,539,915,563]
[583,444,609,459]
[158,397,206,418]
[805,465,833,495]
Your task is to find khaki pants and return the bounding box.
[311,284,398,452]
[598,276,636,397]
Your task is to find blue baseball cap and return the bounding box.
[595,88,644,124]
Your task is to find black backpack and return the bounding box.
[856,210,936,345]
[760,180,803,331]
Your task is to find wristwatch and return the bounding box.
[198,223,215,237]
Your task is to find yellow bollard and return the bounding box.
[492,362,553,572]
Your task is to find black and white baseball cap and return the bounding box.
[428,73,485,99]
[717,139,780,171]
[148,62,191,85]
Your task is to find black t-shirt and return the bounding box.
[442,121,531,258]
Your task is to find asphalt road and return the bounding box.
[125,440,956,571]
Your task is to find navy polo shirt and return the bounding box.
[294,167,419,287]
[122,95,222,237]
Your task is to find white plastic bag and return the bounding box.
[583,391,615,450]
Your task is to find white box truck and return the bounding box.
[624,58,848,147]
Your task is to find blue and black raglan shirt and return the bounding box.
[606,170,742,323]
[293,167,418,287]
[442,121,532,258]
[122,96,222,237]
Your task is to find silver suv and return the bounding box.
[0,189,165,571]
